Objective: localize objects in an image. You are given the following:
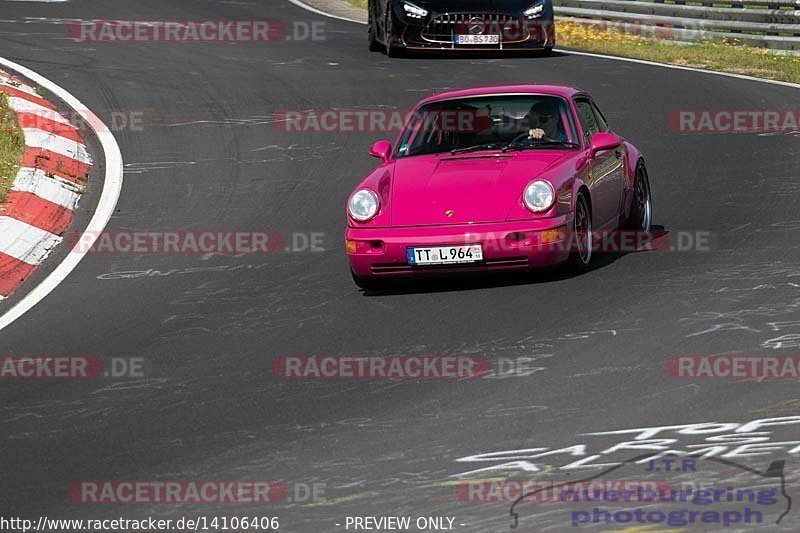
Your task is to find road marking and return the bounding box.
[286,0,366,24]
[0,57,124,331]
[286,0,800,91]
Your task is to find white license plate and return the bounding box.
[455,34,500,45]
[408,245,483,265]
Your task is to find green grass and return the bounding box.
[558,20,800,84]
[0,91,25,203]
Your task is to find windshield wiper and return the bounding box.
[502,140,580,152]
[450,139,579,156]
[450,142,507,155]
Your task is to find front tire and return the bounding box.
[568,193,593,271]
[384,14,404,57]
[368,7,382,52]
[627,163,652,231]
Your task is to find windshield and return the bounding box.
[395,95,579,158]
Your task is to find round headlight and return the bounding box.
[348,189,380,222]
[524,180,555,213]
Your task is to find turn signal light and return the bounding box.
[541,227,567,244]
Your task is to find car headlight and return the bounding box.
[523,180,555,213]
[348,189,380,222]
[403,1,428,19]
[523,1,545,18]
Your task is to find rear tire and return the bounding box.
[528,44,553,58]
[568,193,593,271]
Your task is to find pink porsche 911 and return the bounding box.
[345,85,652,289]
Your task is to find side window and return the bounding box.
[590,100,609,132]
[573,99,600,144]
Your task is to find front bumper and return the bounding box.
[346,216,572,279]
[390,8,555,51]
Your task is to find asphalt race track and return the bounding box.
[1,1,800,531]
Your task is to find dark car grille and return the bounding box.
[422,13,531,44]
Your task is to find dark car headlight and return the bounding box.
[403,1,429,19]
[523,1,546,19]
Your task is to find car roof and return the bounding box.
[419,85,586,105]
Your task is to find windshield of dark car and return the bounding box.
[394,95,579,158]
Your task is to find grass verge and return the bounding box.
[344,0,799,84]
[558,20,800,85]
[0,91,25,203]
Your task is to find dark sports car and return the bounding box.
[368,0,555,56]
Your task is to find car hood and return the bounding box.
[390,152,567,226]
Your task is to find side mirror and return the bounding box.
[588,132,622,159]
[369,140,392,162]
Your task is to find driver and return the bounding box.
[526,101,567,142]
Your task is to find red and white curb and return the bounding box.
[0,57,122,332]
[0,70,92,300]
